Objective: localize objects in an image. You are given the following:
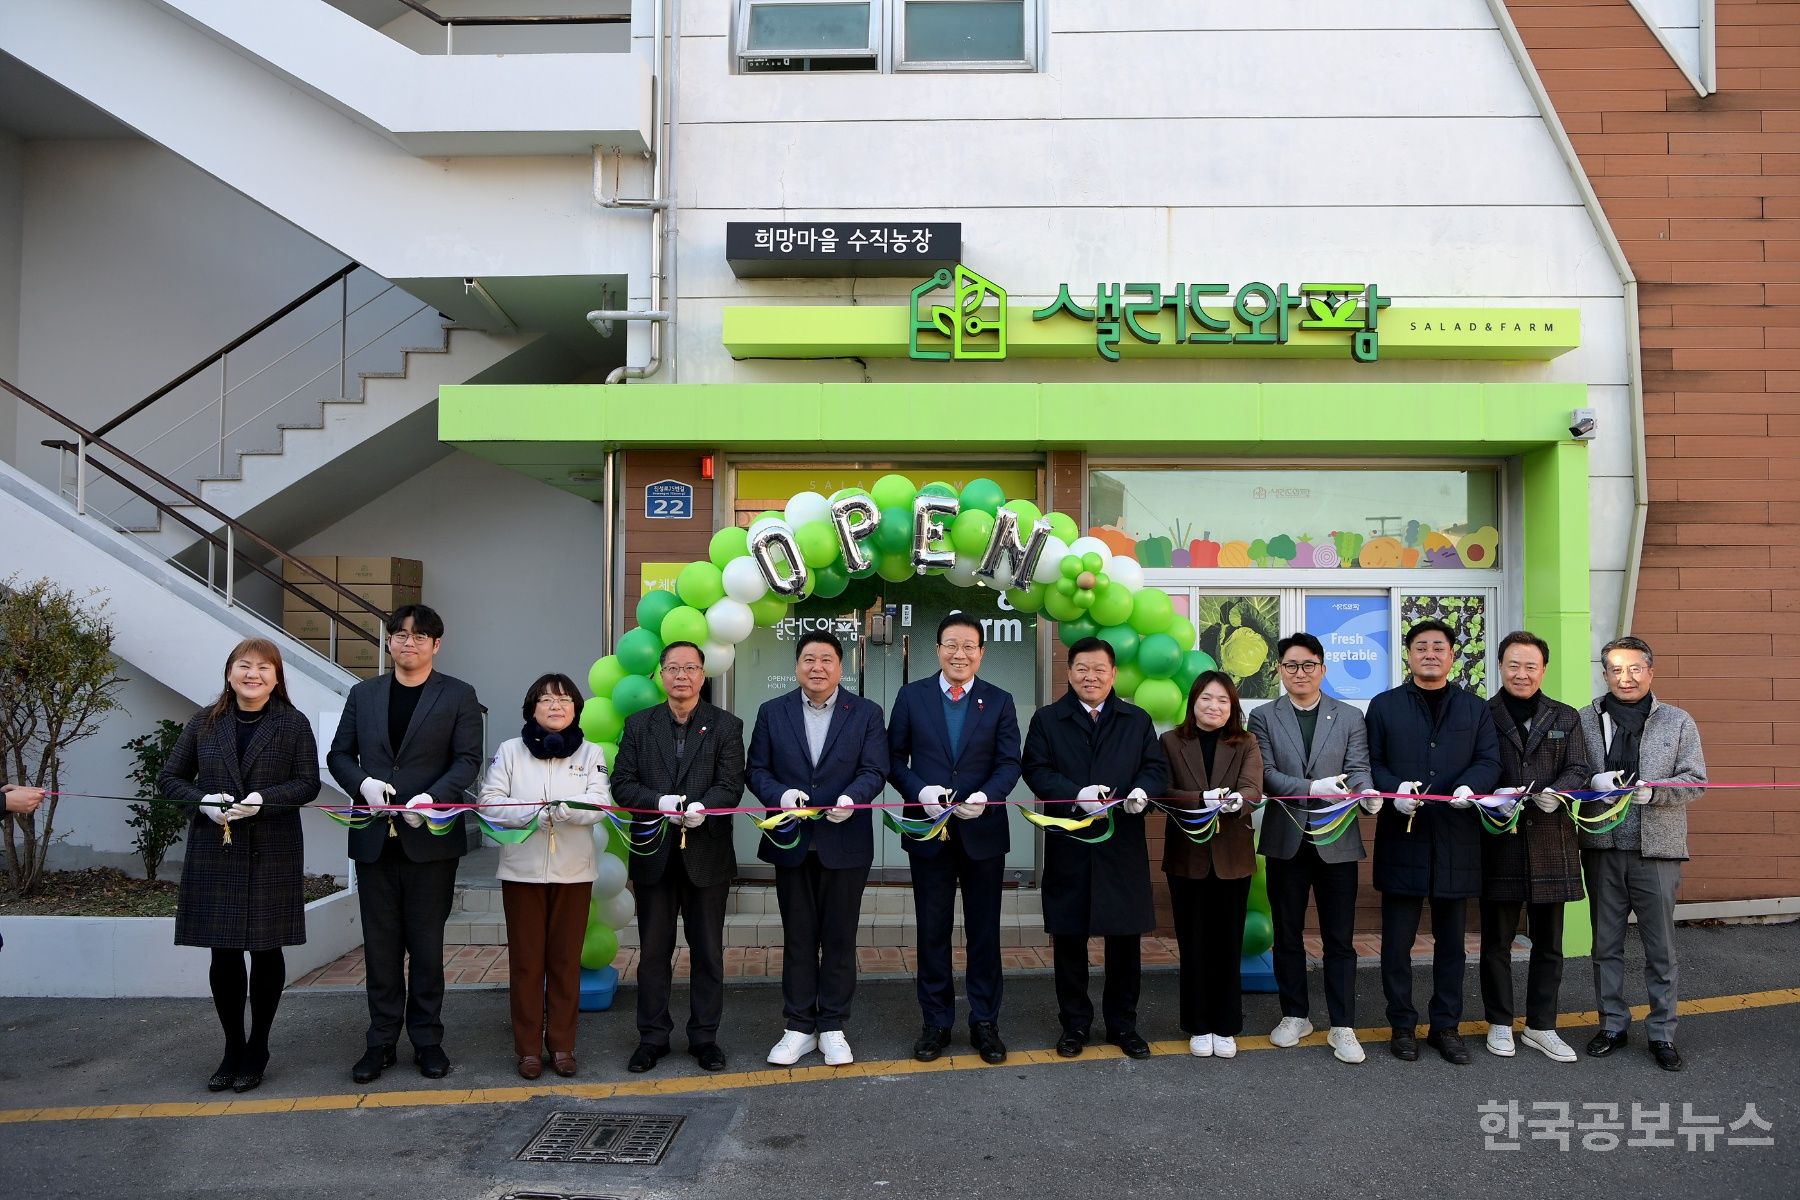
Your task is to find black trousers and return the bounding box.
[355,847,460,1049]
[1479,898,1566,1030]
[1266,841,1359,1027]
[774,853,869,1034]
[912,843,1005,1029]
[1380,892,1468,1035]
[1168,873,1250,1037]
[635,852,730,1050]
[1052,933,1141,1037]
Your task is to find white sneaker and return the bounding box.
[1521,1027,1578,1063]
[1188,1034,1214,1057]
[819,1030,853,1066]
[1486,1024,1517,1057]
[1327,1026,1365,1064]
[1269,1016,1314,1048]
[766,1031,818,1065]
[1212,1036,1238,1059]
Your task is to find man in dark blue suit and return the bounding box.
[888,613,1022,1064]
[747,628,889,1068]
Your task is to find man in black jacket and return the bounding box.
[1367,619,1501,1066]
[328,604,483,1083]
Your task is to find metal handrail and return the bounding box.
[95,263,357,439]
[395,0,628,26]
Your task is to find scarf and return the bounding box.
[1599,693,1652,775]
[1500,690,1540,737]
[522,719,585,761]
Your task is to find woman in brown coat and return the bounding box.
[1159,670,1263,1059]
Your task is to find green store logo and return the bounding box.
[909,265,1008,361]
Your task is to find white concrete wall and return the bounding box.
[0,129,20,462]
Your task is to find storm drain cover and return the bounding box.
[517,1111,684,1165]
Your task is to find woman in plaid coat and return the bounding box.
[159,637,321,1094]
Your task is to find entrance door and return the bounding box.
[728,574,1043,882]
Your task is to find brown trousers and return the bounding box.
[501,880,590,1058]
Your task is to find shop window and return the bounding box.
[735,0,1039,73]
[1400,593,1491,696]
[1088,467,1502,572]
[1191,593,1282,701]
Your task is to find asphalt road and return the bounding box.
[1,921,1795,1200]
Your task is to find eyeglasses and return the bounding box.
[1605,663,1650,678]
[661,664,704,677]
[938,641,981,656]
[389,631,434,645]
[1278,660,1323,675]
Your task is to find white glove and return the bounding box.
[1631,785,1653,805]
[1591,770,1630,792]
[402,794,435,829]
[1123,787,1149,815]
[918,784,952,820]
[780,788,809,810]
[1310,775,1349,797]
[224,792,263,821]
[1075,784,1111,816]
[1491,786,1521,816]
[682,801,706,829]
[658,794,686,826]
[1221,791,1245,813]
[1394,781,1423,817]
[1357,789,1384,815]
[1532,791,1561,814]
[552,801,602,826]
[358,777,395,811]
[954,791,987,820]
[201,792,233,826]
[1449,785,1475,809]
[825,794,855,824]
[1202,787,1229,807]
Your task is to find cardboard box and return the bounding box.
[335,638,381,671]
[295,637,334,665]
[281,555,337,584]
[337,583,422,612]
[285,581,339,610]
[281,607,337,641]
[335,557,423,588]
[339,610,384,638]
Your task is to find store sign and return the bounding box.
[726,221,961,278]
[645,479,694,520]
[1032,280,1391,363]
[1305,593,1391,701]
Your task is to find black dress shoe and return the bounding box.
[1427,1029,1471,1065]
[208,1049,241,1093]
[1108,1031,1151,1060]
[1390,1032,1419,1061]
[1649,1040,1683,1072]
[414,1045,451,1079]
[1055,1030,1087,1058]
[913,1025,953,1063]
[689,1043,727,1072]
[627,1043,668,1074]
[352,1044,397,1084]
[1586,1029,1629,1058]
[970,1022,1007,1065]
[232,1049,269,1093]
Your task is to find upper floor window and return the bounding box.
[736,0,1038,73]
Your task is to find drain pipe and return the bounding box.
[1487,0,1647,639]
[590,0,676,384]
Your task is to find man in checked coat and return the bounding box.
[611,640,745,1076]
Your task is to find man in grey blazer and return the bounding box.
[1248,633,1381,1065]
[328,604,483,1084]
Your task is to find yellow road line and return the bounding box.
[3,986,1796,1127]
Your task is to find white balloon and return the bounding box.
[706,597,755,645]
[1032,535,1070,584]
[1068,536,1115,567]
[783,490,831,528]
[600,887,636,928]
[702,641,736,677]
[747,516,785,543]
[591,852,627,899]
[986,560,1016,590]
[945,553,980,589]
[1107,555,1145,592]
[722,556,769,604]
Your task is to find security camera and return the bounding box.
[1569,408,1597,441]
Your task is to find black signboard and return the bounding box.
[726,221,961,279]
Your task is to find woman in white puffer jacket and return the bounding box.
[480,672,611,1080]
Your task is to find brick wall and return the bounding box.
[1515,0,1800,900]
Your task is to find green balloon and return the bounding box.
[756,510,781,524]
[1099,623,1140,665]
[1072,589,1095,610]
[1242,908,1273,958]
[676,561,726,610]
[875,551,914,583]
[1055,578,1077,598]
[829,486,868,501]
[1081,552,1104,574]
[750,592,789,626]
[1060,555,1081,580]
[812,561,849,599]
[1002,498,1043,527]
[580,921,619,971]
[635,589,680,633]
[1248,860,1271,916]
[1043,587,1083,623]
[1166,614,1198,652]
[1089,581,1133,627]
[587,654,627,697]
[579,697,622,743]
[950,509,995,557]
[1047,512,1079,543]
[708,526,749,570]
[596,740,618,773]
[919,481,958,499]
[660,605,709,647]
[958,477,1005,516]
[616,627,663,675]
[1137,632,1183,679]
[1114,662,1144,698]
[796,521,840,569]
[1136,677,1183,724]
[1129,587,1175,635]
[1175,649,1219,694]
[874,507,913,555]
[612,673,660,718]
[871,473,917,512]
[1005,582,1046,613]
[1058,613,1099,647]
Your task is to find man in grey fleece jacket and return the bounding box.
[1578,635,1707,1073]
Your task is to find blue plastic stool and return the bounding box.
[579,965,619,1012]
[1240,950,1276,994]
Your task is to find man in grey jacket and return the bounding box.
[1248,633,1380,1066]
[1578,635,1707,1072]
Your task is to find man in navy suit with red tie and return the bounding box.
[889,613,1022,1064]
